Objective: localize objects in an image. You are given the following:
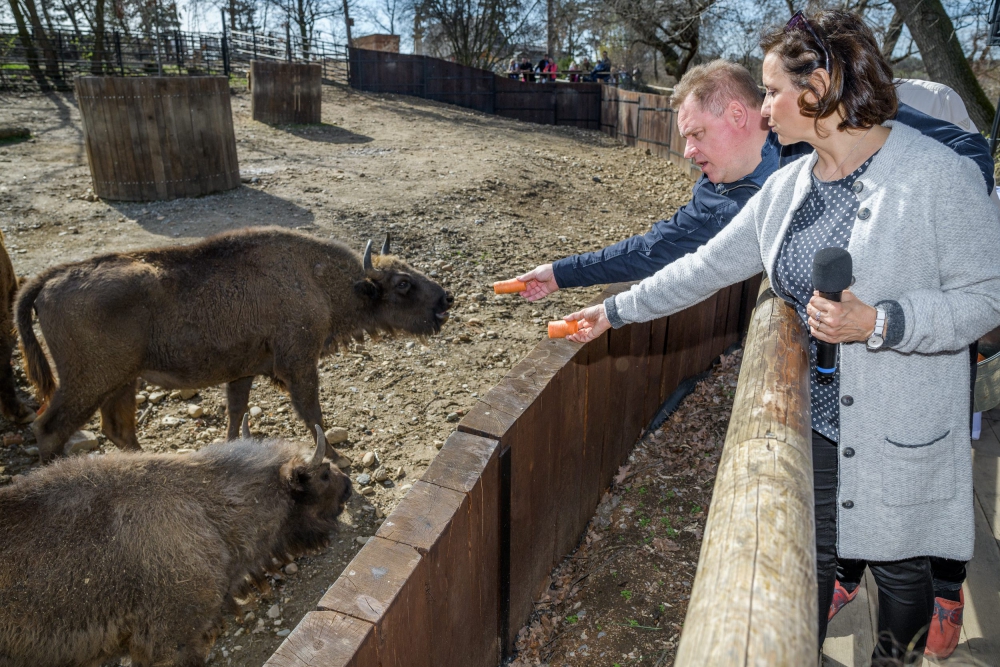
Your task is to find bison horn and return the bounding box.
[312,425,327,466]
[241,413,251,439]
[362,240,374,271]
[380,233,390,255]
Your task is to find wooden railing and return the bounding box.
[675,279,816,666]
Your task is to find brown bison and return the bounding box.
[15,227,452,461]
[0,428,350,667]
[0,230,33,425]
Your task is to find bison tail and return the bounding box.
[15,274,55,403]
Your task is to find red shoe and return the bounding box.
[828,580,860,621]
[925,590,964,659]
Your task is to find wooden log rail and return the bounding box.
[674,279,816,666]
[264,276,762,667]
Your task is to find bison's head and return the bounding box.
[283,427,352,524]
[354,235,453,336]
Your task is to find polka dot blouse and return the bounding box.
[772,153,878,443]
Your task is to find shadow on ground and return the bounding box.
[277,122,373,144]
[107,187,316,239]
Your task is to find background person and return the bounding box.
[559,11,1000,661]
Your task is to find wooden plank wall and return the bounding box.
[265,274,761,667]
[600,86,701,180]
[250,60,322,125]
[75,76,240,202]
[348,47,601,129]
[457,278,757,652]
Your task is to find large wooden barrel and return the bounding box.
[75,76,241,201]
[250,60,322,125]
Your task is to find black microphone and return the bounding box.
[812,247,853,376]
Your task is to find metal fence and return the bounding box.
[0,22,347,90]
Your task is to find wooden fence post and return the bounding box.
[674,279,816,666]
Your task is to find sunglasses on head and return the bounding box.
[785,10,831,72]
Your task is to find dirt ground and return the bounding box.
[0,81,700,666]
[509,351,741,667]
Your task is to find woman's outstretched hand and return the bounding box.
[807,289,877,344]
[563,304,611,343]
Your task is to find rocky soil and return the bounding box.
[510,351,741,667]
[0,81,696,666]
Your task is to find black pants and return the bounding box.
[814,431,934,663]
[839,556,966,598]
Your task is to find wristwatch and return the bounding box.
[867,306,886,350]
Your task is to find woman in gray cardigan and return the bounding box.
[562,10,1000,662]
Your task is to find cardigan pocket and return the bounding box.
[881,430,956,507]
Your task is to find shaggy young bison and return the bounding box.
[0,428,351,667]
[0,231,33,425]
[16,227,452,460]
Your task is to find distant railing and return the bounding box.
[675,278,817,666]
[0,22,347,89]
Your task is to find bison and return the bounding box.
[15,227,452,461]
[0,427,351,667]
[0,231,33,425]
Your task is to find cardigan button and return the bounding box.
[857,208,871,220]
[852,181,864,194]
[842,500,855,509]
[843,447,855,458]
[841,395,854,406]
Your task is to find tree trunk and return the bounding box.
[547,0,555,58]
[889,0,994,130]
[881,10,904,59]
[91,0,106,75]
[21,0,60,83]
[7,0,47,87]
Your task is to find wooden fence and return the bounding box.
[347,48,698,177]
[601,86,701,180]
[265,274,761,667]
[675,279,816,666]
[348,47,601,129]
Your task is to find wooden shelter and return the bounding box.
[75,76,240,201]
[250,60,322,125]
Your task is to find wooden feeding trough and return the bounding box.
[250,60,322,125]
[75,76,241,202]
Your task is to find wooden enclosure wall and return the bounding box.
[265,275,761,667]
[347,50,698,174]
[347,48,601,129]
[601,86,701,180]
[250,60,322,125]
[75,76,241,201]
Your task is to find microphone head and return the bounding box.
[812,247,852,293]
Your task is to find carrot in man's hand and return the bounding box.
[493,279,527,294]
[548,320,580,338]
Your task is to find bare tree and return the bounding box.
[263,0,341,55]
[361,0,410,33]
[888,0,994,129]
[413,0,541,69]
[600,0,717,78]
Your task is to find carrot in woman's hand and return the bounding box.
[493,279,527,294]
[548,320,580,338]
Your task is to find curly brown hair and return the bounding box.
[759,10,897,133]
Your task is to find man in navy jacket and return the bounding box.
[509,60,994,301]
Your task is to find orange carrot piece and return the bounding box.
[493,279,527,294]
[548,320,581,338]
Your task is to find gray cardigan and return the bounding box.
[606,121,1000,561]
